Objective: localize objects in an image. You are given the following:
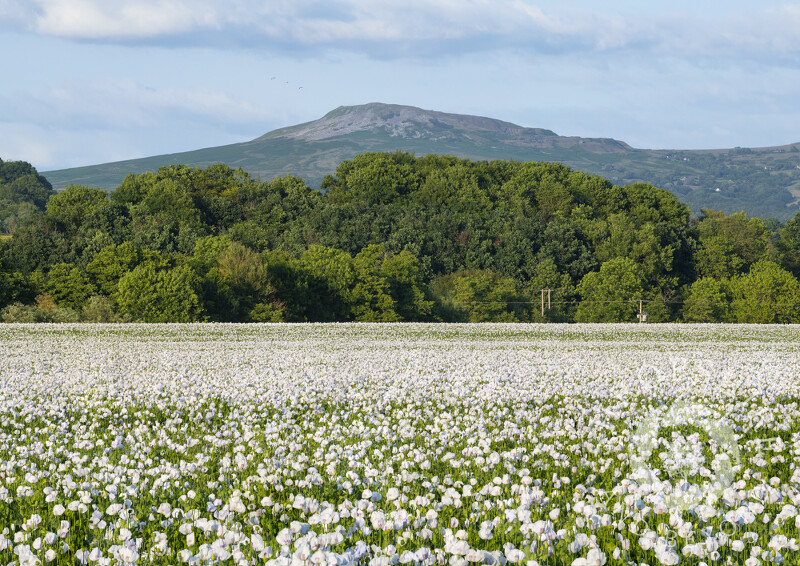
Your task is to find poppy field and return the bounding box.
[0,323,798,566]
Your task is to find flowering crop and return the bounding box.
[0,323,798,566]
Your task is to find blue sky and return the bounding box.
[1,0,799,172]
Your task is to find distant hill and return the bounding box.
[43,103,800,220]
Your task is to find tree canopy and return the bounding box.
[2,153,800,323]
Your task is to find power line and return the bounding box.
[460,299,800,305]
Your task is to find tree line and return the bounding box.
[2,152,800,323]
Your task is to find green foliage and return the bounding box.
[379,248,434,321]
[2,213,69,273]
[641,297,672,322]
[0,259,35,309]
[525,258,577,322]
[504,162,574,222]
[225,175,319,253]
[0,159,55,233]
[112,172,154,205]
[575,257,645,322]
[622,183,690,226]
[695,236,745,279]
[116,263,204,322]
[778,211,800,278]
[46,185,109,232]
[85,242,166,298]
[261,250,319,322]
[436,269,528,322]
[294,245,399,322]
[192,235,234,276]
[299,245,357,321]
[218,242,267,295]
[82,295,123,323]
[110,164,261,255]
[1,302,46,323]
[1,293,81,323]
[142,178,203,229]
[683,277,734,322]
[3,154,800,323]
[44,263,96,310]
[214,241,272,321]
[697,210,772,267]
[249,302,285,322]
[629,223,678,293]
[323,151,419,204]
[350,245,400,322]
[536,222,596,283]
[729,260,800,323]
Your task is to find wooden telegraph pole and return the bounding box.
[541,289,552,319]
[541,289,545,317]
[638,299,648,323]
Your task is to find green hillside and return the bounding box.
[43,103,800,220]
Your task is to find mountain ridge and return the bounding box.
[42,103,800,220]
[258,103,632,152]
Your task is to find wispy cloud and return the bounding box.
[2,0,797,64]
[2,0,798,171]
[0,79,288,169]
[2,0,216,38]
[2,80,275,129]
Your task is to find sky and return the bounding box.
[1,1,799,172]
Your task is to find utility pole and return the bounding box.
[541,289,552,319]
[541,289,545,317]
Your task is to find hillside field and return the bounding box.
[41,104,800,221]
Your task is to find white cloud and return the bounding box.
[0,0,31,20]
[728,4,800,56]
[28,0,218,38]
[2,0,799,171]
[0,79,294,169]
[2,0,794,65]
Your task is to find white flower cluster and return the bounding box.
[0,323,798,566]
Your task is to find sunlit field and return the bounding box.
[1,323,799,566]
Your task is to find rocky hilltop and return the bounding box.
[43,103,800,220]
[261,103,631,153]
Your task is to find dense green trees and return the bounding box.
[682,260,800,323]
[778,214,800,278]
[696,210,771,270]
[447,270,528,322]
[117,263,203,323]
[730,260,800,323]
[575,257,645,322]
[682,278,734,323]
[2,153,800,322]
[43,263,96,310]
[0,258,34,308]
[0,159,55,233]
